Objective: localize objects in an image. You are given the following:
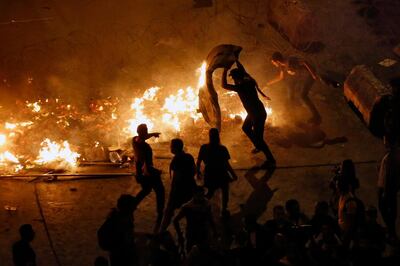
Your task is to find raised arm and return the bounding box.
[221,68,237,91]
[235,60,246,73]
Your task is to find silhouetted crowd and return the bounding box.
[11,77,400,266]
[12,121,400,266]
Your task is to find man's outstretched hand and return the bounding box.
[151,132,161,138]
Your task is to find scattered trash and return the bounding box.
[45,175,58,182]
[4,205,17,211]
[378,58,397,67]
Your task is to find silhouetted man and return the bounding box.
[173,186,217,254]
[98,194,137,266]
[222,60,276,168]
[132,123,165,232]
[197,128,238,217]
[12,224,36,266]
[160,138,196,231]
[267,51,321,125]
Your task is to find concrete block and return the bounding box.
[344,65,392,137]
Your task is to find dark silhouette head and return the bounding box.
[340,159,355,180]
[339,159,359,191]
[273,205,286,221]
[137,123,148,138]
[229,68,245,84]
[209,128,220,145]
[19,224,35,242]
[170,138,184,155]
[285,199,300,217]
[117,194,137,214]
[365,205,378,223]
[271,51,285,66]
[314,201,329,217]
[94,256,108,266]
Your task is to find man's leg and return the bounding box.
[253,115,275,163]
[242,115,258,148]
[221,183,229,212]
[300,78,321,124]
[381,192,398,239]
[206,186,217,200]
[159,194,175,232]
[135,177,152,205]
[153,176,166,231]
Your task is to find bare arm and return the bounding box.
[221,68,237,91]
[227,160,238,181]
[267,70,284,86]
[302,61,318,80]
[144,132,160,140]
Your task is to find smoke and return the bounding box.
[0,0,279,105]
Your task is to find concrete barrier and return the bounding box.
[344,65,392,137]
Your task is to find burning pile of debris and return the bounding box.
[0,62,272,173]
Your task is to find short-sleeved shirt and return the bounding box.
[198,144,230,178]
[171,152,196,179]
[132,136,153,177]
[170,152,196,195]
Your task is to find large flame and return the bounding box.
[0,134,6,146]
[35,139,80,169]
[125,87,160,135]
[0,60,273,173]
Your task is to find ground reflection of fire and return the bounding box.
[0,62,272,173]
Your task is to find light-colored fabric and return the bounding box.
[198,44,242,130]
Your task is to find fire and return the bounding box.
[0,134,5,146]
[35,139,80,169]
[161,87,201,131]
[27,101,41,112]
[124,62,206,135]
[197,62,207,89]
[0,151,19,164]
[125,87,160,135]
[229,107,273,121]
[0,151,23,173]
[5,121,34,129]
[0,60,273,173]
